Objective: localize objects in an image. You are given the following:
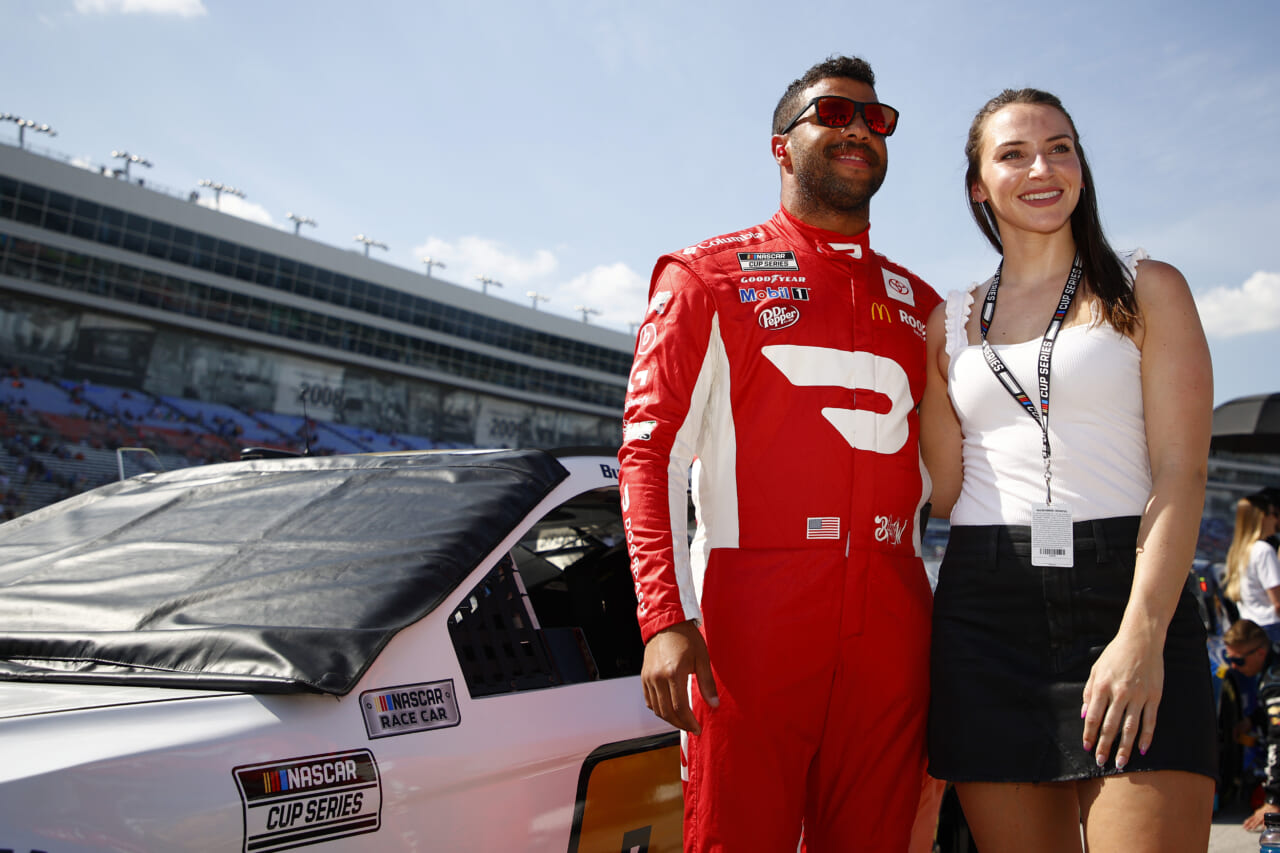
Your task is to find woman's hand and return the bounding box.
[1081,628,1164,770]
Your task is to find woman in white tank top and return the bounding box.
[920,89,1215,852]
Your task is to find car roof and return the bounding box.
[0,449,568,695]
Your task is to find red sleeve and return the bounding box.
[618,258,717,642]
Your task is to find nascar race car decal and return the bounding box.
[359,679,461,738]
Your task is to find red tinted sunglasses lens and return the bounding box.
[862,103,896,135]
[813,97,857,127]
[812,97,897,135]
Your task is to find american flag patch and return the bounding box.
[806,517,840,539]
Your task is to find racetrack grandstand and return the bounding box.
[0,141,634,516]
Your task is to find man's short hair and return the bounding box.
[772,55,877,135]
[1225,618,1269,648]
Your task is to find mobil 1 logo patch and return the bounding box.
[738,251,799,271]
[233,749,381,852]
[360,679,460,739]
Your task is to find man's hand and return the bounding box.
[1244,801,1280,831]
[641,621,719,734]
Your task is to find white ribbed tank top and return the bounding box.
[945,250,1151,526]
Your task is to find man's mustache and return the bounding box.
[825,142,881,169]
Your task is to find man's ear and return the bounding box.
[771,135,790,167]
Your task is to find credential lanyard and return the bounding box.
[978,255,1082,505]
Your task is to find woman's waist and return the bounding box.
[945,516,1141,557]
[950,470,1149,526]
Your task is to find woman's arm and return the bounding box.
[1081,259,1213,769]
[1267,586,1280,616]
[1256,543,1280,615]
[920,301,963,519]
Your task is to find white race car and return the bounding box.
[0,448,681,852]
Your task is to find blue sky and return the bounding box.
[4,0,1278,407]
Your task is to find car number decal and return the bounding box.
[233,749,381,852]
[359,678,461,739]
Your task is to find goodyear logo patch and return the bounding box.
[738,251,799,271]
[233,749,381,852]
[360,679,461,739]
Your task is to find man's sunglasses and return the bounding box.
[1224,646,1265,666]
[780,96,899,137]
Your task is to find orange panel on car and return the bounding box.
[568,733,682,853]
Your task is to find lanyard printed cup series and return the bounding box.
[979,255,1083,567]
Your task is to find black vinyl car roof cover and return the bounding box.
[0,449,568,695]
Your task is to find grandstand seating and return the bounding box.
[391,433,436,450]
[159,396,290,446]
[68,382,153,422]
[0,376,93,417]
[249,411,365,455]
[0,365,472,519]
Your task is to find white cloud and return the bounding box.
[1196,271,1280,339]
[410,235,558,290]
[74,0,206,15]
[553,262,648,330]
[196,194,275,228]
[409,235,646,332]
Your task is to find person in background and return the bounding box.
[1262,486,1280,552]
[619,55,940,851]
[1222,618,1280,830]
[920,87,1216,851]
[1224,493,1280,643]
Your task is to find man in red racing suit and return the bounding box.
[619,57,941,852]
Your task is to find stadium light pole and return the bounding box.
[421,256,446,277]
[111,150,152,181]
[575,305,601,323]
[0,114,56,148]
[198,179,244,211]
[286,212,316,235]
[527,291,550,311]
[354,234,388,257]
[475,275,502,295]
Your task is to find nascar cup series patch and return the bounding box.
[233,749,382,852]
[738,251,799,271]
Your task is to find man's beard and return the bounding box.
[793,141,886,214]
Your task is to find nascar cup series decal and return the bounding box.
[233,749,381,852]
[737,250,799,271]
[360,679,461,739]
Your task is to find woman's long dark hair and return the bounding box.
[965,88,1140,334]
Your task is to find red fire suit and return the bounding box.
[619,207,940,851]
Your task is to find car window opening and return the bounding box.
[449,486,649,697]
